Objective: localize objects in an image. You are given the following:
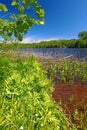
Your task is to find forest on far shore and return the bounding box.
[0,39,87,49]
[0,31,87,49]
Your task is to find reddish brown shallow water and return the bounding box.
[52,83,87,114]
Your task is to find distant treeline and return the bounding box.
[0,39,87,49]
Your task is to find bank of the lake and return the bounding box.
[0,39,87,50]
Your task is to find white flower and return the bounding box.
[41,123,44,127]
[35,113,38,117]
[20,126,24,130]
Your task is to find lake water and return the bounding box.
[15,48,87,60]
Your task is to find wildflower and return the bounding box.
[35,113,38,117]
[41,123,44,127]
[20,126,24,130]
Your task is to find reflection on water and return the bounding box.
[15,48,87,60]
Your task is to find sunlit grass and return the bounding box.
[0,53,76,130]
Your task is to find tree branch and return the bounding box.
[1,12,12,18]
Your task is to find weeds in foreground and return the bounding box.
[0,54,76,130]
[1,51,87,130]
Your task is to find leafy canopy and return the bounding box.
[0,0,45,42]
[78,31,87,40]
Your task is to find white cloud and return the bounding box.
[37,37,60,42]
[22,37,36,43]
[22,36,60,43]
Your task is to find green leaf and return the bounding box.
[0,0,45,41]
[10,14,16,19]
[35,5,45,18]
[22,0,26,4]
[18,6,24,14]
[0,4,8,12]
[11,0,17,6]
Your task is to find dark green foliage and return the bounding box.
[78,31,87,40]
[0,38,87,49]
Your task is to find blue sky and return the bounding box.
[1,0,87,42]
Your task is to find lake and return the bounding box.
[15,48,87,60]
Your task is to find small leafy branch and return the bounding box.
[0,0,45,42]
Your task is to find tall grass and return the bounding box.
[47,58,87,85]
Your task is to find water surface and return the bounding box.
[15,48,87,60]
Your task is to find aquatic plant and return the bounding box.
[47,58,87,85]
